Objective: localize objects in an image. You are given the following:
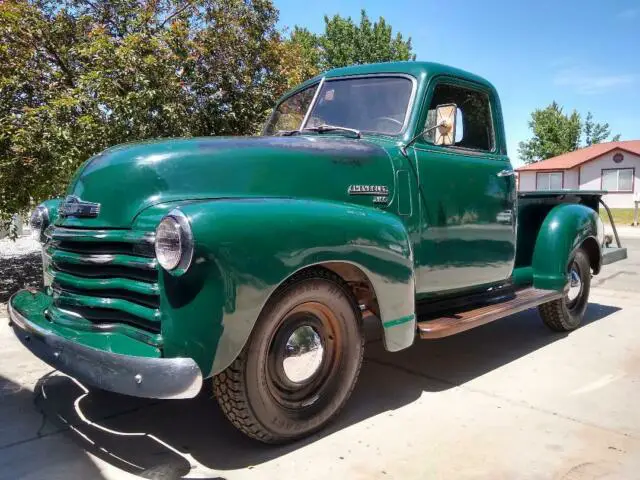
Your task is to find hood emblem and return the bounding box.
[348,185,389,206]
[59,195,101,218]
[348,185,389,196]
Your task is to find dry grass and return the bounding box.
[600,208,640,226]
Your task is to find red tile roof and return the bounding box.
[516,140,640,171]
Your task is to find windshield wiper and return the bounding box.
[275,129,300,136]
[301,124,361,138]
[276,124,362,138]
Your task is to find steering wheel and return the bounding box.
[372,116,403,133]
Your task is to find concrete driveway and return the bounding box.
[1,239,639,480]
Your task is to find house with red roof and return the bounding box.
[516,140,640,208]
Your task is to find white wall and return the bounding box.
[564,168,579,189]
[518,172,536,191]
[579,150,640,208]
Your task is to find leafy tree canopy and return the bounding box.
[0,2,416,223]
[282,9,415,87]
[518,102,621,164]
[0,0,287,221]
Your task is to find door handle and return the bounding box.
[497,169,516,177]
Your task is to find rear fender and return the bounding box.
[160,199,416,377]
[532,203,600,291]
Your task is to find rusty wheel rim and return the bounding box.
[265,301,341,409]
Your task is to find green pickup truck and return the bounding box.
[10,61,627,444]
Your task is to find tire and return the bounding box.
[538,248,591,332]
[213,268,364,444]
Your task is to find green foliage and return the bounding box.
[282,9,415,87]
[277,26,322,89]
[320,10,415,69]
[518,102,622,163]
[583,111,619,146]
[0,0,288,221]
[0,2,417,221]
[518,102,581,164]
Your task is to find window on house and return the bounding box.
[602,168,634,192]
[536,172,563,190]
[424,83,494,151]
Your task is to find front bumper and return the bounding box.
[8,291,202,399]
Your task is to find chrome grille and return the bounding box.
[43,226,161,337]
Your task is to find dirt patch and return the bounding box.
[0,251,43,304]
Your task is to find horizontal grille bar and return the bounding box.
[45,225,161,338]
[47,226,154,245]
[47,247,157,271]
[51,269,158,297]
[47,305,163,343]
[53,288,160,323]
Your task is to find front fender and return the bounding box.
[160,199,416,377]
[532,203,600,291]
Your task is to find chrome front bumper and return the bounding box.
[8,294,202,400]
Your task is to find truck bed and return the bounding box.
[516,189,626,268]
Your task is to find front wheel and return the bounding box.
[213,268,364,443]
[538,248,591,332]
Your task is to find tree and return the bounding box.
[583,112,621,146]
[321,10,415,69]
[518,102,582,164]
[282,10,415,87]
[277,27,322,89]
[518,103,622,163]
[0,0,289,223]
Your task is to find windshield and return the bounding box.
[264,76,414,136]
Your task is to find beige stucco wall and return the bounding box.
[564,168,579,189]
[518,171,536,191]
[579,150,640,208]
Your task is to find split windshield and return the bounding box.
[264,76,414,136]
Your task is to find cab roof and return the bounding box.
[295,61,496,93]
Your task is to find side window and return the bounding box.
[424,83,494,151]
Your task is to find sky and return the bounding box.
[274,0,640,166]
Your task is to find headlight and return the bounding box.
[596,217,605,246]
[154,209,194,274]
[30,205,49,241]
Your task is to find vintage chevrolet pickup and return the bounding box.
[10,61,627,443]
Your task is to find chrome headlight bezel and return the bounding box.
[154,209,194,276]
[30,205,49,241]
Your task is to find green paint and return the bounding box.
[383,314,416,328]
[511,267,533,286]
[54,289,159,323]
[531,203,599,290]
[13,61,611,386]
[50,269,158,296]
[10,290,161,356]
[47,248,157,272]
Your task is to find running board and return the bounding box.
[417,287,563,339]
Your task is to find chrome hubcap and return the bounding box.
[566,266,582,303]
[282,325,324,383]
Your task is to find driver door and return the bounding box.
[412,79,516,297]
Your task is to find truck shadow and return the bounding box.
[0,374,108,480]
[32,302,619,479]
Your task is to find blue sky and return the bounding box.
[275,0,640,166]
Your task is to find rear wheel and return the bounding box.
[213,268,364,443]
[538,248,591,332]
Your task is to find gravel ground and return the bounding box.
[0,232,43,312]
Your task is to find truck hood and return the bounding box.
[57,136,396,229]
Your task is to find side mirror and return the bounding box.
[424,103,457,146]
